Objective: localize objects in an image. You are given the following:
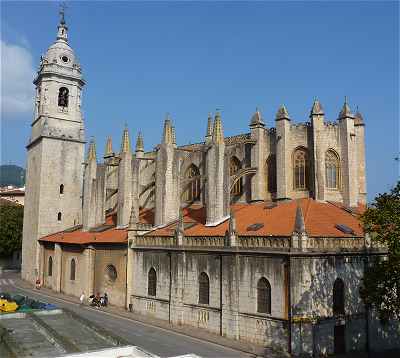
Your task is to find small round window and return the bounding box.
[105,264,117,282]
[62,56,69,63]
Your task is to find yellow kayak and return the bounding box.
[0,299,18,312]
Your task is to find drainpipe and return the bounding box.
[220,254,223,336]
[363,252,370,357]
[168,252,172,324]
[287,255,292,355]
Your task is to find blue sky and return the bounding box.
[1,1,398,201]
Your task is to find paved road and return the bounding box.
[0,272,256,358]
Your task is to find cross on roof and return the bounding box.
[59,2,68,25]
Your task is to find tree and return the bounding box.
[0,205,23,257]
[360,181,400,321]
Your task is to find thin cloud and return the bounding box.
[1,40,36,118]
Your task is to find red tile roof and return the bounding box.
[39,199,365,245]
[146,199,364,238]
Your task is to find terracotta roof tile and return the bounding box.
[39,199,365,244]
[146,199,364,238]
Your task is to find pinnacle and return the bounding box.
[104,136,113,156]
[212,111,224,144]
[171,126,176,145]
[275,105,290,121]
[250,108,265,126]
[310,99,324,116]
[338,98,353,119]
[206,114,213,137]
[120,126,131,154]
[135,132,144,152]
[87,139,96,161]
[294,205,306,234]
[162,114,174,145]
[229,208,236,234]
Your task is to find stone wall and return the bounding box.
[128,249,289,347]
[93,245,127,307]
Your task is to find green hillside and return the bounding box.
[0,165,26,187]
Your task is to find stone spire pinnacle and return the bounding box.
[129,206,138,229]
[177,207,184,236]
[293,205,306,234]
[135,132,144,152]
[338,97,354,119]
[171,126,177,145]
[120,126,131,154]
[212,111,224,144]
[276,105,290,121]
[57,3,68,42]
[250,107,265,126]
[104,136,113,157]
[162,114,173,145]
[354,106,364,125]
[229,208,236,235]
[206,113,213,137]
[87,139,96,161]
[310,99,324,116]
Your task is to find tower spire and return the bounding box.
[104,136,113,157]
[87,139,96,161]
[57,3,68,42]
[120,126,131,153]
[135,132,144,152]
[212,110,224,144]
[162,114,173,145]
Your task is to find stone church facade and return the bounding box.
[22,13,398,356]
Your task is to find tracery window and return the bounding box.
[266,155,277,193]
[257,277,271,314]
[58,87,69,107]
[230,157,242,196]
[106,264,117,282]
[293,148,308,190]
[148,268,157,297]
[70,259,76,281]
[184,164,200,202]
[48,256,53,277]
[325,150,340,189]
[199,272,210,305]
[333,278,345,315]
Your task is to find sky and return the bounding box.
[1,1,398,201]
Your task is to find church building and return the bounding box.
[22,12,398,357]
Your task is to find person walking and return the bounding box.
[79,292,85,305]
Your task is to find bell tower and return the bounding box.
[22,8,86,283]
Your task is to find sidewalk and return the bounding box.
[13,276,280,358]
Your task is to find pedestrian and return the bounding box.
[35,278,41,290]
[79,292,85,305]
[103,292,108,307]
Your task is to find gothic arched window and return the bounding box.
[333,278,345,315]
[70,259,76,281]
[293,148,308,190]
[199,272,210,305]
[57,212,62,221]
[257,277,271,314]
[59,184,64,195]
[48,256,53,277]
[266,154,277,193]
[184,164,200,202]
[148,268,157,297]
[58,87,69,107]
[325,150,340,189]
[230,157,242,196]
